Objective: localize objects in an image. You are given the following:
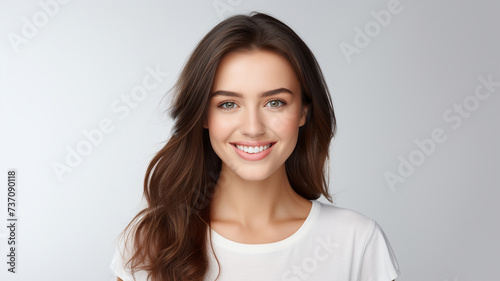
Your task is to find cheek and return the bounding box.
[268,107,302,132]
[268,113,301,139]
[207,112,236,140]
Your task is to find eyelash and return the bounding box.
[217,99,287,111]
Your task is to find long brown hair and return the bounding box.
[117,12,336,281]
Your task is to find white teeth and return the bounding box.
[235,143,272,154]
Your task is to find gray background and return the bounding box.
[1,0,499,280]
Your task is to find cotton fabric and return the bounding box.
[110,200,400,281]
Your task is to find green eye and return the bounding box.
[267,100,286,107]
[219,102,238,110]
[224,102,235,108]
[218,99,286,111]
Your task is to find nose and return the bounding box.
[240,106,266,137]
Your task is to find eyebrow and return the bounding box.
[210,88,293,98]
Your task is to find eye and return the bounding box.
[266,99,287,108]
[218,101,239,111]
[217,99,287,111]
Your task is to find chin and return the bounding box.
[233,168,274,182]
[236,172,268,181]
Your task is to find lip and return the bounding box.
[230,141,276,161]
[230,141,276,147]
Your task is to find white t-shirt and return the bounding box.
[110,200,400,281]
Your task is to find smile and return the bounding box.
[230,142,276,161]
[234,143,273,154]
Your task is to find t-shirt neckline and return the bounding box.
[209,200,320,253]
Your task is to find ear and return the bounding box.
[299,104,309,127]
[203,117,208,129]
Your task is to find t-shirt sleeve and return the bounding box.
[110,234,132,281]
[358,220,401,281]
[110,233,146,281]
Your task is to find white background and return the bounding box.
[1,0,499,280]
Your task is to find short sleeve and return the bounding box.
[110,235,133,281]
[358,221,401,281]
[109,233,151,281]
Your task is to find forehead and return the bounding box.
[211,49,300,95]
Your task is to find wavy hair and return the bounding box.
[117,12,336,281]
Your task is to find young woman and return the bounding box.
[110,12,400,281]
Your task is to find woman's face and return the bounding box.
[204,49,308,181]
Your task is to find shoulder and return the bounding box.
[113,213,147,262]
[314,200,378,236]
[110,214,149,280]
[316,200,375,225]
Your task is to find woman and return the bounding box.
[110,12,400,281]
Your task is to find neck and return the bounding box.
[209,163,310,229]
